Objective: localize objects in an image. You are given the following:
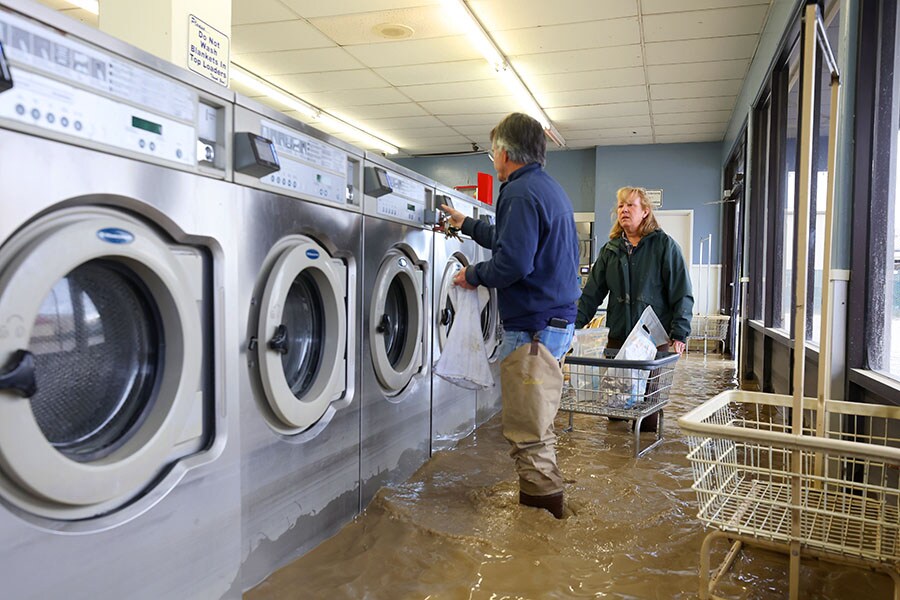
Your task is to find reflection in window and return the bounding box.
[890,150,900,376]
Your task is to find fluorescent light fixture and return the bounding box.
[442,0,565,147]
[67,0,99,14]
[231,66,399,154]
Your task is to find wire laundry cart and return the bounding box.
[689,314,731,355]
[677,6,900,597]
[562,351,679,457]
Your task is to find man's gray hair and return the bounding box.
[490,113,546,167]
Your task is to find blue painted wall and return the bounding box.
[396,147,596,213]
[595,142,723,262]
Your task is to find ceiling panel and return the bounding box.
[34,0,775,153]
[650,79,743,100]
[494,18,641,55]
[232,48,364,76]
[642,5,769,43]
[469,0,638,30]
[647,59,750,84]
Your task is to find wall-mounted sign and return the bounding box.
[646,189,663,208]
[188,15,229,86]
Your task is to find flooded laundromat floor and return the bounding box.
[247,355,895,600]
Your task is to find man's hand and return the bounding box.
[453,266,476,290]
[440,204,466,229]
[670,339,686,355]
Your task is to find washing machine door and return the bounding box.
[370,247,423,394]
[436,253,468,350]
[0,208,205,519]
[257,237,347,432]
[481,287,502,359]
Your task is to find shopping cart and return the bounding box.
[688,315,731,355]
[680,389,900,599]
[562,351,680,457]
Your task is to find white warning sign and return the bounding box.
[188,14,229,86]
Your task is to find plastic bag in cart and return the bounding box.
[434,286,494,390]
[601,306,668,408]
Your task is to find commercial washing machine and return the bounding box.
[0,2,241,598]
[473,200,503,426]
[359,153,434,509]
[431,184,492,451]
[232,96,364,590]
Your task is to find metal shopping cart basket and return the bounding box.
[688,315,731,355]
[679,390,900,599]
[562,351,679,457]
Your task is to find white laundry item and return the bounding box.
[602,306,668,408]
[434,286,494,390]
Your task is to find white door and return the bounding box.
[0,207,206,520]
[255,236,347,433]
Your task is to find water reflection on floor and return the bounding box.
[247,355,894,599]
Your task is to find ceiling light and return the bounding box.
[68,0,99,14]
[441,0,565,148]
[374,23,414,40]
[231,66,399,155]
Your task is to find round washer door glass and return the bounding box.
[369,248,423,393]
[436,254,467,350]
[30,259,161,462]
[0,207,206,520]
[257,239,347,432]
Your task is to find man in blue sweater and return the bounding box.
[440,112,580,518]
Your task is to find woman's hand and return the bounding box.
[440,204,466,229]
[670,339,686,354]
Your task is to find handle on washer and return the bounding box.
[268,324,290,355]
[0,350,37,397]
[440,308,453,327]
[376,314,392,334]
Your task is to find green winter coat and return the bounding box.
[575,229,694,342]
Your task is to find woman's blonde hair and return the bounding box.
[609,186,660,239]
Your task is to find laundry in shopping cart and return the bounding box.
[601,306,668,408]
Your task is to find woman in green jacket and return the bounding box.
[576,186,693,354]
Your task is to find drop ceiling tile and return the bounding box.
[650,79,743,100]
[420,96,521,115]
[232,20,334,54]
[269,70,388,94]
[548,102,650,121]
[652,96,735,113]
[58,8,97,26]
[468,0,638,30]
[645,35,758,65]
[309,5,463,45]
[279,0,442,19]
[654,133,724,143]
[652,110,732,124]
[438,113,510,127]
[654,123,727,135]
[566,126,653,140]
[232,48,365,76]
[406,142,480,155]
[386,126,460,139]
[399,79,509,102]
[376,60,495,86]
[595,135,655,146]
[365,115,448,130]
[452,124,500,136]
[512,46,644,76]
[233,0,298,25]
[345,35,479,68]
[494,18,641,55]
[538,85,647,108]
[301,87,412,108]
[642,5,769,43]
[558,115,653,130]
[642,0,769,13]
[647,59,750,84]
[531,67,646,94]
[331,103,429,120]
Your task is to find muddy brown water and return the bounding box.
[247,355,894,599]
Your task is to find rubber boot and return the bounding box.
[519,491,565,519]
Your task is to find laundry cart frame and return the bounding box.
[562,351,679,457]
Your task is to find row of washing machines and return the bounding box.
[0,2,502,598]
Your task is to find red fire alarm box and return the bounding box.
[477,171,493,205]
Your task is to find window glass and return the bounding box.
[890,150,900,376]
[781,55,800,331]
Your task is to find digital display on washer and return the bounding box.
[254,137,276,163]
[132,115,162,135]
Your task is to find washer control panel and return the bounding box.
[377,171,426,226]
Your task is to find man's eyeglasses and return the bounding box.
[488,147,496,161]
